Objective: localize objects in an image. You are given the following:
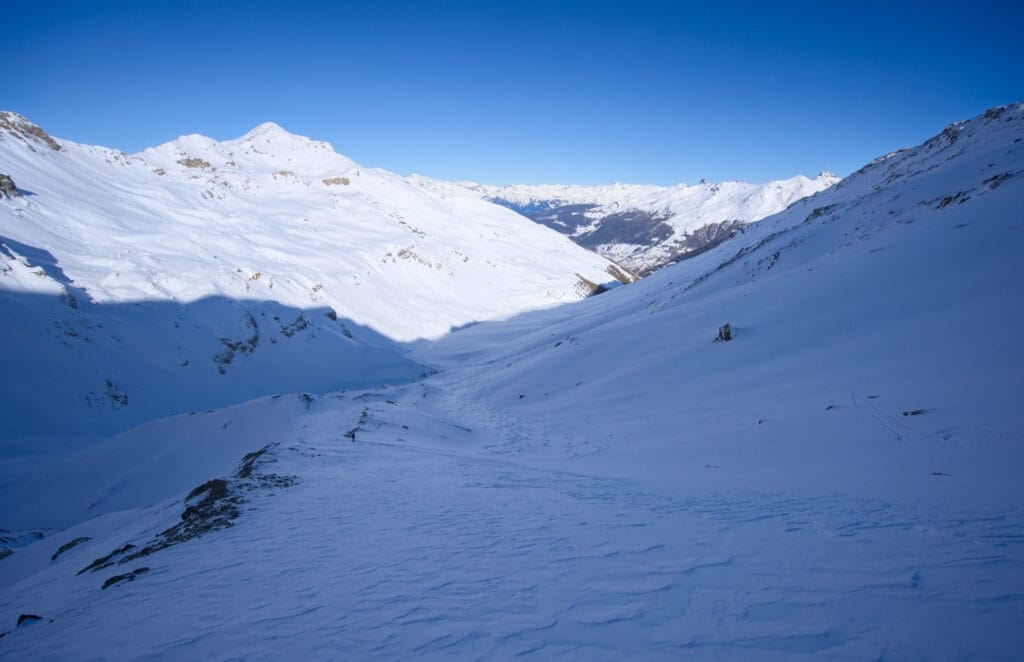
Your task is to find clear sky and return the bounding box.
[3,0,1023,185]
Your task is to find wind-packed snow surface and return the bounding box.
[2,104,1024,658]
[414,172,838,274]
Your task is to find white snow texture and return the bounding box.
[1,104,1023,659]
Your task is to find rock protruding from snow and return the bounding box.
[0,112,62,151]
[0,174,17,198]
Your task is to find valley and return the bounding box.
[1,103,1023,658]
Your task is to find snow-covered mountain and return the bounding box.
[2,103,1023,658]
[413,172,838,274]
[0,112,627,442]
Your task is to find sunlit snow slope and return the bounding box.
[1,104,1022,659]
[0,112,624,441]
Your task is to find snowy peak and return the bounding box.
[141,121,356,177]
[229,121,340,159]
[239,121,292,140]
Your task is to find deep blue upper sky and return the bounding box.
[3,0,1022,185]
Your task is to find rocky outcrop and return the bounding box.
[0,112,62,151]
[0,174,18,198]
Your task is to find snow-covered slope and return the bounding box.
[0,112,625,441]
[0,113,622,340]
[414,172,838,274]
[1,104,1022,658]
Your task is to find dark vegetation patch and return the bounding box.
[51,536,92,562]
[489,199,600,234]
[576,210,675,249]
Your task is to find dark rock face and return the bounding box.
[0,174,18,198]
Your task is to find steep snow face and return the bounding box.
[0,113,623,440]
[413,172,838,274]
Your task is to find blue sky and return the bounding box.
[3,0,1023,185]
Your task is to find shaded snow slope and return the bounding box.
[414,172,838,274]
[1,104,1023,658]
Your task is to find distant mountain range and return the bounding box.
[412,173,838,274]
